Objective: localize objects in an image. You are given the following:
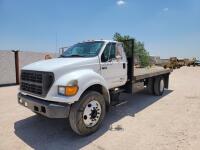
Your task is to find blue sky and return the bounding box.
[0,0,200,58]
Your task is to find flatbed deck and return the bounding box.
[134,67,172,81]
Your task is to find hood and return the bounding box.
[22,57,98,72]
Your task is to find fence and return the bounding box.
[0,50,57,86]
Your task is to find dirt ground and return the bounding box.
[0,66,200,150]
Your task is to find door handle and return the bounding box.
[102,66,107,69]
[123,63,126,69]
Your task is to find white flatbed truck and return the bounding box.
[18,39,172,135]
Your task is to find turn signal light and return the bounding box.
[65,86,78,96]
[58,80,79,96]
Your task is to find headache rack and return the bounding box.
[20,70,54,97]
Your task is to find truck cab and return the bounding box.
[18,40,171,135]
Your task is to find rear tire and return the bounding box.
[69,91,106,136]
[147,78,154,94]
[154,77,165,96]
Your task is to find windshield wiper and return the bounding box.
[68,54,85,57]
[59,54,85,58]
[59,55,67,58]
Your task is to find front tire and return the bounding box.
[69,91,106,136]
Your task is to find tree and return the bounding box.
[113,32,150,67]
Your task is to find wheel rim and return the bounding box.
[83,100,102,127]
[160,79,164,92]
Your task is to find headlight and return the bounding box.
[58,80,79,96]
[58,86,66,95]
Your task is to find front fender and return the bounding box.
[46,69,109,104]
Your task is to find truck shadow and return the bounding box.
[14,89,173,150]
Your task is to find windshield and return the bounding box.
[61,41,104,57]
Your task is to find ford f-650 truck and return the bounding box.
[18,39,171,135]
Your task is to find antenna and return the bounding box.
[55,33,58,53]
[54,32,59,56]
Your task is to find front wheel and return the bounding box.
[69,91,106,136]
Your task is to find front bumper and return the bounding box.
[18,93,71,118]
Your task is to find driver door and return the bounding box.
[100,42,126,89]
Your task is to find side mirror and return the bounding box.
[116,43,123,61]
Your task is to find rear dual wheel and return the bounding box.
[148,77,165,96]
[154,77,165,96]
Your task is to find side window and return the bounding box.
[110,43,116,60]
[101,43,111,62]
[101,43,116,62]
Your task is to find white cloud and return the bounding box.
[158,8,169,15]
[163,8,169,12]
[117,0,126,6]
